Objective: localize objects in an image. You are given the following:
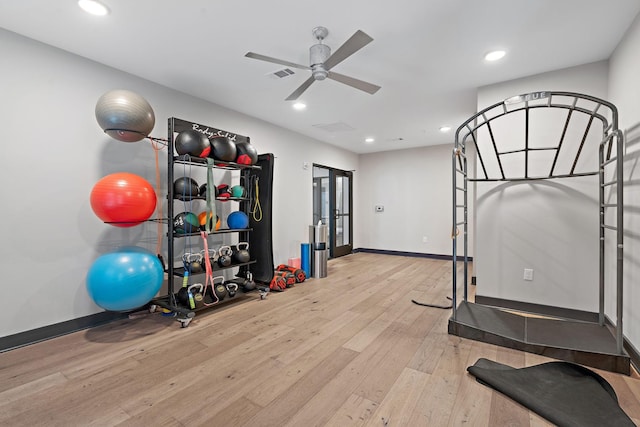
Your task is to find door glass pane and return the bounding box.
[313,166,330,226]
[336,176,343,246]
[342,176,350,214]
[340,175,350,245]
[336,176,343,215]
[336,214,344,246]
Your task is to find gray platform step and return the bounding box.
[448,301,630,375]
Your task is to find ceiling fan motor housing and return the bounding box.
[310,44,330,80]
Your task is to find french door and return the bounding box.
[312,165,353,258]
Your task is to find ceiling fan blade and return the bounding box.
[327,71,381,95]
[245,52,310,71]
[323,30,373,71]
[285,76,316,101]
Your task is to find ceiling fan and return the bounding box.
[245,26,381,101]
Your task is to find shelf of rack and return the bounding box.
[172,260,257,277]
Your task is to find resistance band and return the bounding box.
[205,158,217,233]
[200,231,220,306]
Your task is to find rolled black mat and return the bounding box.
[467,358,635,427]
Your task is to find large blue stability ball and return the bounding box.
[86,246,164,311]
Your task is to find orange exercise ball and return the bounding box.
[198,211,221,231]
[90,172,157,227]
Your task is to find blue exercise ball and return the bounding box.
[86,246,164,311]
[227,211,249,229]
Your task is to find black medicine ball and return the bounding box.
[209,136,237,162]
[173,212,199,234]
[235,142,258,165]
[175,130,211,157]
[199,183,219,198]
[173,177,199,198]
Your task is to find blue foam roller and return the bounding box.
[301,243,311,277]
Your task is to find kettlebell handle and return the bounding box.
[188,283,204,293]
[219,245,232,256]
[237,242,249,251]
[202,248,218,261]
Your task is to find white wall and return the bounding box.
[0,28,357,338]
[474,61,609,312]
[357,144,464,256]
[609,13,640,352]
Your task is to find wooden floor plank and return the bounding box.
[323,393,379,427]
[363,367,431,427]
[446,340,498,427]
[245,306,388,407]
[243,346,359,427]
[196,396,263,427]
[405,336,473,426]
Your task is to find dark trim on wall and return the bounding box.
[475,295,640,373]
[0,311,127,353]
[353,248,473,261]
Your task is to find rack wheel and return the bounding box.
[148,304,157,313]
[260,290,268,300]
[178,317,192,328]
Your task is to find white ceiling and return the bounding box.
[1,1,639,154]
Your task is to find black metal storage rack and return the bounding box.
[151,117,267,327]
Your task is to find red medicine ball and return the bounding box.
[175,130,211,158]
[209,136,236,162]
[235,142,258,165]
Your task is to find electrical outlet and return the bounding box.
[523,268,534,281]
[375,205,384,212]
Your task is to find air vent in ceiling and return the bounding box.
[269,68,295,79]
[312,122,356,133]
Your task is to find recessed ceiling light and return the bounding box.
[364,137,375,143]
[439,126,451,133]
[484,50,506,62]
[292,102,306,110]
[78,0,110,16]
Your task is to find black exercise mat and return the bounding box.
[467,358,635,427]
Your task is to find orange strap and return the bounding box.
[200,231,219,306]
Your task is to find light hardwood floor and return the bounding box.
[1,253,639,426]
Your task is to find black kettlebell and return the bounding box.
[188,283,204,308]
[233,242,250,264]
[204,276,226,304]
[225,282,238,298]
[189,253,204,274]
[176,286,190,307]
[183,253,203,274]
[213,281,227,301]
[190,259,203,274]
[242,278,256,291]
[218,245,232,267]
[201,249,216,268]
